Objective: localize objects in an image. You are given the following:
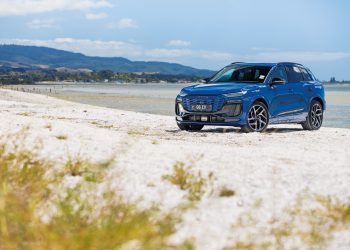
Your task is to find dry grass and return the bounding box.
[44,124,52,129]
[90,121,114,129]
[16,112,32,116]
[0,134,193,250]
[225,193,350,250]
[55,135,67,140]
[127,127,149,136]
[62,158,113,183]
[219,187,236,197]
[162,161,214,202]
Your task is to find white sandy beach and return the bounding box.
[0,89,349,249]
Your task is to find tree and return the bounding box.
[97,70,114,80]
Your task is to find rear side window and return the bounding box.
[299,67,313,81]
[285,66,303,83]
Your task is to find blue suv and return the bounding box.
[175,62,325,132]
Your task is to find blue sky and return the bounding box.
[0,0,349,80]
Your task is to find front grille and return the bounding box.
[182,95,224,112]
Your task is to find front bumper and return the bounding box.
[175,97,245,126]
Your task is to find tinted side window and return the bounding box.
[229,66,271,83]
[285,66,303,83]
[269,66,288,82]
[299,67,313,81]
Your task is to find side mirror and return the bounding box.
[270,78,286,85]
[203,77,211,83]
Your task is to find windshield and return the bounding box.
[209,65,272,84]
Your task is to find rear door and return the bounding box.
[284,65,308,115]
[296,67,316,120]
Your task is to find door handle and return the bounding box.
[288,89,293,93]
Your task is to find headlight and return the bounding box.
[223,90,247,98]
[178,103,185,113]
[178,90,187,97]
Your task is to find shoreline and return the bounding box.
[1,89,350,249]
[1,84,350,128]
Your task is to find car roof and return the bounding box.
[229,62,304,67]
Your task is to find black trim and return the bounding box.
[276,108,304,116]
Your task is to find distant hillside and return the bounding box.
[0,45,214,77]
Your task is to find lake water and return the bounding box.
[4,83,350,128]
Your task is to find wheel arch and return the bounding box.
[311,97,324,110]
[253,97,269,109]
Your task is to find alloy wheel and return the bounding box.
[311,103,323,128]
[248,104,268,132]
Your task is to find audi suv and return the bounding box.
[175,62,325,132]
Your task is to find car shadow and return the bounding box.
[265,127,304,133]
[199,127,240,133]
[166,126,304,134]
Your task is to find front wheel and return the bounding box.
[241,101,269,133]
[177,123,204,131]
[301,100,323,130]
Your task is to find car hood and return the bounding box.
[182,83,260,95]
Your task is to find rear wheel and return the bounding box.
[301,100,323,130]
[177,123,204,131]
[241,101,269,133]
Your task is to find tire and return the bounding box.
[301,100,323,130]
[177,122,204,131]
[241,101,269,133]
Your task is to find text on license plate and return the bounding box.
[191,104,212,111]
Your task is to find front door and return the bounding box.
[267,66,295,122]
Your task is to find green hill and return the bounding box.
[0,45,214,77]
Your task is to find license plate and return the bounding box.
[191,104,212,112]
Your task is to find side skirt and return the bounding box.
[270,112,308,124]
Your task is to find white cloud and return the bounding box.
[27,19,58,29]
[145,48,233,61]
[108,18,138,29]
[248,51,350,62]
[85,12,108,20]
[0,38,143,58]
[144,49,193,58]
[168,40,191,47]
[0,0,112,16]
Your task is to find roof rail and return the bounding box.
[277,62,303,65]
[231,62,245,64]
